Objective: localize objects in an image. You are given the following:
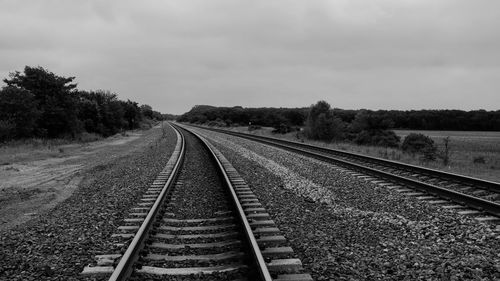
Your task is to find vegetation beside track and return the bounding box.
[177,101,500,182]
[0,66,166,142]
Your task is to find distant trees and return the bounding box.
[178,105,307,130]
[77,90,139,136]
[304,101,346,141]
[0,66,164,141]
[178,102,499,150]
[302,102,400,147]
[123,100,142,130]
[361,109,500,131]
[162,113,179,120]
[178,105,500,133]
[141,104,154,119]
[348,110,400,147]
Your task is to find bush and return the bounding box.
[353,129,400,148]
[402,133,437,160]
[248,125,262,131]
[473,156,486,164]
[77,132,101,143]
[140,118,155,129]
[347,110,399,147]
[206,118,227,127]
[272,123,292,134]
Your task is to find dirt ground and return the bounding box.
[0,127,165,231]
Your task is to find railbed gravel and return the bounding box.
[0,125,177,281]
[192,127,500,281]
[132,129,252,281]
[165,130,230,219]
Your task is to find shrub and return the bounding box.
[347,110,399,147]
[206,118,226,127]
[402,133,437,160]
[248,125,262,131]
[140,118,155,129]
[78,132,101,143]
[272,123,292,134]
[473,156,486,164]
[353,129,400,148]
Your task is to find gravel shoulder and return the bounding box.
[0,127,168,231]
[192,126,500,281]
[0,124,177,281]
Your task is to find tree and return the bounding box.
[283,109,306,126]
[0,66,165,140]
[122,100,142,129]
[78,90,125,136]
[140,104,154,119]
[305,101,346,141]
[77,92,100,133]
[104,98,126,134]
[349,110,400,147]
[3,66,79,137]
[0,86,40,140]
[350,110,394,132]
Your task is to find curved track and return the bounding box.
[83,123,311,281]
[192,125,500,221]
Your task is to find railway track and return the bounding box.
[192,125,500,223]
[82,123,311,281]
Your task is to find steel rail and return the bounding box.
[174,123,273,281]
[108,123,186,281]
[197,126,500,192]
[191,125,500,217]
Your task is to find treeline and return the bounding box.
[177,105,307,128]
[305,101,400,147]
[330,109,500,131]
[0,66,164,141]
[178,105,500,132]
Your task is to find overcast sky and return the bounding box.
[1,0,499,114]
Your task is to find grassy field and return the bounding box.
[223,126,500,183]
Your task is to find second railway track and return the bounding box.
[192,125,500,223]
[82,123,311,281]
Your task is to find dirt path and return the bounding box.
[0,126,167,231]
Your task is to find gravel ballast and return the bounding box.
[134,128,251,280]
[192,127,500,280]
[0,125,177,281]
[168,130,231,219]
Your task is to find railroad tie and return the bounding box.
[82,126,185,276]
[202,137,313,280]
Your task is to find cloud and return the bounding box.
[0,0,499,113]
